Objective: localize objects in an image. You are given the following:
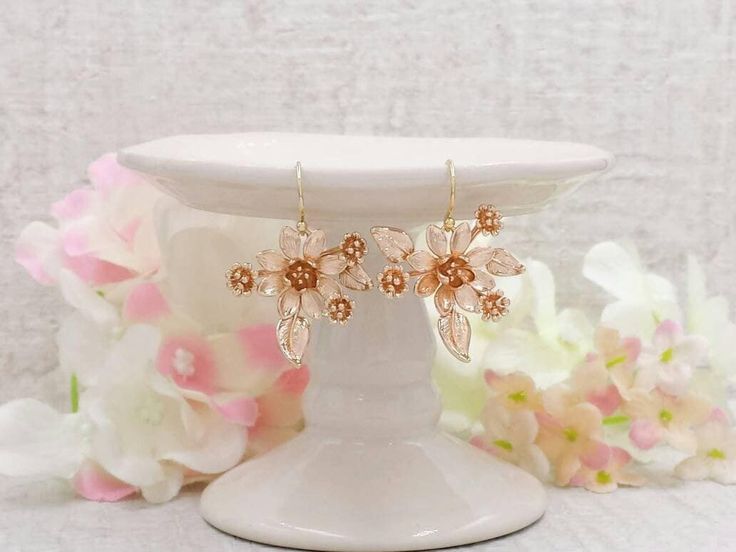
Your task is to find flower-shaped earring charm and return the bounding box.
[226,162,373,365]
[371,160,525,362]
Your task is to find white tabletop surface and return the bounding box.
[1,473,733,552]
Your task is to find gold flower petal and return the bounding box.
[470,270,496,293]
[434,284,454,316]
[454,284,480,312]
[301,288,325,319]
[450,222,472,255]
[407,250,437,272]
[318,252,348,275]
[257,250,289,271]
[415,272,440,298]
[318,275,341,297]
[279,226,302,259]
[426,224,448,257]
[278,287,300,318]
[303,229,326,260]
[466,247,495,268]
[258,273,287,296]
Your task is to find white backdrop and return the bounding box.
[1,1,734,405]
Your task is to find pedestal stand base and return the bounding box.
[200,428,546,551]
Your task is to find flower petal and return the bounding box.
[407,250,436,272]
[279,226,302,259]
[454,284,479,312]
[278,288,300,318]
[257,250,289,271]
[415,272,440,298]
[434,284,454,316]
[300,289,325,318]
[303,229,326,260]
[74,461,138,502]
[426,224,448,257]
[318,252,347,275]
[258,273,287,296]
[466,247,495,267]
[450,222,471,254]
[318,276,342,297]
[470,270,495,292]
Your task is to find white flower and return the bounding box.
[481,260,592,387]
[81,325,247,502]
[635,320,708,396]
[0,399,87,479]
[583,241,681,340]
[675,420,736,484]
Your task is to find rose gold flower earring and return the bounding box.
[371,160,525,363]
[226,162,373,365]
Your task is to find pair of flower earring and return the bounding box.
[226,160,525,366]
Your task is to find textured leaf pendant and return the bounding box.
[371,204,525,362]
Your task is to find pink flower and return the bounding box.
[536,386,611,486]
[484,370,542,411]
[73,461,137,502]
[635,320,708,396]
[624,389,711,452]
[569,447,645,492]
[156,335,217,394]
[675,420,736,484]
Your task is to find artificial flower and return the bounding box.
[473,396,550,480]
[484,369,543,412]
[675,419,736,484]
[635,320,708,397]
[569,446,644,492]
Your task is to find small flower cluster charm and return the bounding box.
[227,226,372,365]
[371,204,524,362]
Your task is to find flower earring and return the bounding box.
[371,160,525,363]
[226,162,373,366]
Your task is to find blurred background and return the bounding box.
[2,1,734,403]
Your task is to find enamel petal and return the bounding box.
[415,272,440,298]
[279,226,302,259]
[258,273,287,296]
[407,250,436,272]
[434,284,454,316]
[303,229,326,260]
[450,222,471,254]
[277,288,300,318]
[300,289,325,319]
[426,225,448,257]
[256,250,289,271]
[318,275,342,297]
[454,284,480,312]
[318,252,348,275]
[466,247,495,267]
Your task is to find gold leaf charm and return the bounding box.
[277,315,310,365]
[371,203,524,363]
[437,308,471,362]
[370,227,415,263]
[487,248,526,276]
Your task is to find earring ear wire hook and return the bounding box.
[295,161,308,235]
[443,159,456,232]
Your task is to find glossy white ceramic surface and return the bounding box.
[118,133,612,551]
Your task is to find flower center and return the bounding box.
[659,409,673,424]
[596,470,613,484]
[437,256,474,289]
[707,448,726,460]
[493,439,514,452]
[172,348,195,378]
[660,348,674,363]
[508,390,527,404]
[137,395,165,426]
[563,427,579,442]
[286,260,318,291]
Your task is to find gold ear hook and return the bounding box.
[443,159,456,232]
[295,161,308,235]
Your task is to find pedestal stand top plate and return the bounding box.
[118,132,613,223]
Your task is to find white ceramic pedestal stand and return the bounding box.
[119,133,613,552]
